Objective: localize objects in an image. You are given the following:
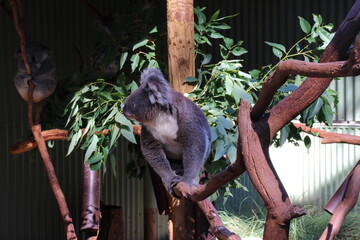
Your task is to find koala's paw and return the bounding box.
[167,176,182,198]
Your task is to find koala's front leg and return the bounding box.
[140,128,181,194]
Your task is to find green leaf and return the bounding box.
[119,52,128,70]
[66,129,82,156]
[121,128,137,144]
[103,107,118,126]
[304,135,311,150]
[84,135,99,162]
[264,41,286,52]
[115,112,133,130]
[110,124,120,148]
[133,39,149,51]
[210,127,219,142]
[232,84,253,104]
[298,16,311,34]
[214,140,226,160]
[226,144,237,162]
[279,125,290,146]
[313,14,323,25]
[85,151,103,164]
[90,161,102,171]
[232,47,247,56]
[210,10,220,22]
[224,38,234,49]
[322,104,333,125]
[307,98,324,120]
[184,76,198,83]
[149,26,158,34]
[201,54,212,65]
[225,75,234,95]
[212,23,231,30]
[210,32,224,39]
[131,54,140,72]
[272,47,283,58]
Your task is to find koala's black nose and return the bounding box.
[123,105,134,120]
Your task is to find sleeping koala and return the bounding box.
[14,41,56,102]
[123,68,211,197]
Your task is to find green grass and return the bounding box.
[219,206,360,240]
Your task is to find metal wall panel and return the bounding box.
[0,1,168,239]
[1,0,360,239]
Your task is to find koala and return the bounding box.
[123,68,211,196]
[14,41,56,102]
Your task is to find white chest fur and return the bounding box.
[144,113,183,159]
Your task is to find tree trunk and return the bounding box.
[167,1,210,239]
[167,0,195,94]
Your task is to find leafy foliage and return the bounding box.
[189,9,337,201]
[64,79,137,171]
[65,4,165,172]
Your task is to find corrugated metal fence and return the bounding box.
[1,0,360,239]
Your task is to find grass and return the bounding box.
[219,206,360,240]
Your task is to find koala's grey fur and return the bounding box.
[14,41,56,102]
[123,68,211,196]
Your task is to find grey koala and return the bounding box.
[123,68,211,197]
[14,41,56,102]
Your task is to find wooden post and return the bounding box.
[167,0,195,94]
[166,1,211,239]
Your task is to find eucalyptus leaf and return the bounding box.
[121,128,137,144]
[226,144,237,162]
[90,161,103,171]
[84,135,99,162]
[214,140,226,160]
[298,16,311,34]
[119,52,128,70]
[133,39,149,51]
[86,151,103,164]
[264,41,286,52]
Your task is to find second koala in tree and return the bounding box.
[123,68,211,196]
[14,41,56,102]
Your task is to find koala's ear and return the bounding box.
[145,82,169,106]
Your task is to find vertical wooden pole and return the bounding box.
[167,0,195,94]
[167,1,211,239]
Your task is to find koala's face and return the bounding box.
[16,42,51,71]
[123,84,156,123]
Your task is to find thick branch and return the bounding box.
[10,125,141,155]
[32,125,77,240]
[239,101,306,239]
[196,200,241,240]
[320,161,360,240]
[255,1,360,140]
[293,122,360,145]
[251,59,360,121]
[9,129,110,155]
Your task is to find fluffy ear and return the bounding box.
[141,68,172,106]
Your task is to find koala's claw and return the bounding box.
[169,182,182,199]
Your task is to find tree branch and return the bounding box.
[239,101,306,239]
[293,122,360,145]
[251,38,360,122]
[196,200,241,240]
[253,1,360,140]
[320,161,360,240]
[32,125,78,240]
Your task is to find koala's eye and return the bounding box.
[130,101,136,107]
